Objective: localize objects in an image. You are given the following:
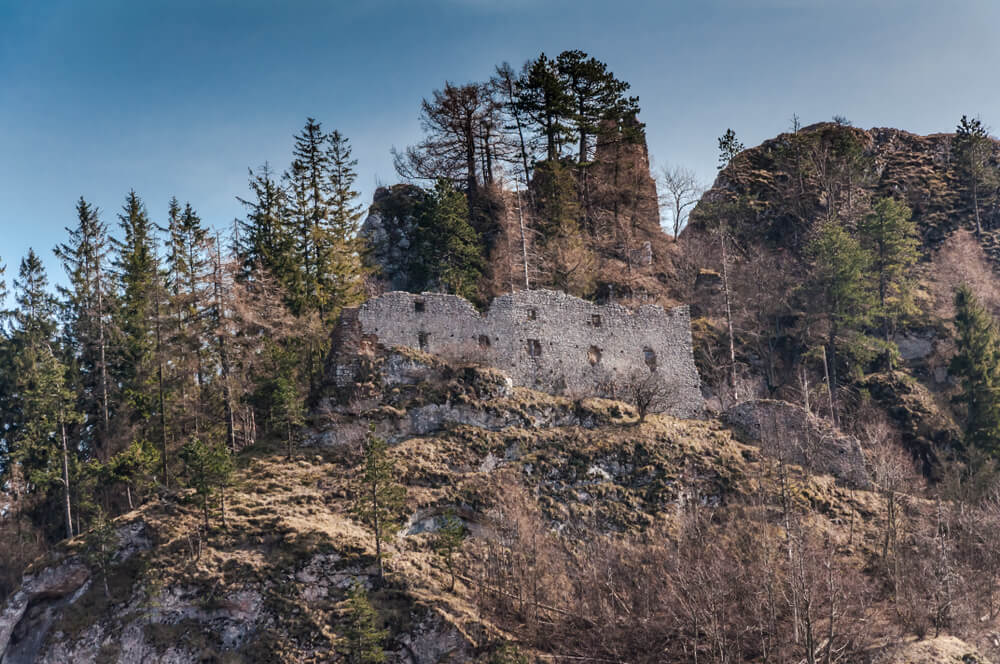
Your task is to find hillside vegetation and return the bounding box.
[7,47,1000,663]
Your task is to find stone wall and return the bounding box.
[332,289,704,418]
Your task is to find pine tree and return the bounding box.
[354,424,406,582]
[434,509,465,591]
[952,115,996,237]
[857,197,920,363]
[516,53,574,162]
[55,197,118,460]
[555,50,639,164]
[717,129,745,170]
[414,180,483,301]
[338,582,387,664]
[950,285,1000,454]
[804,219,874,423]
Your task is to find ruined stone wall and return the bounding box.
[338,289,703,418]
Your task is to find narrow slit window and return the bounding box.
[418,332,429,350]
[527,339,542,357]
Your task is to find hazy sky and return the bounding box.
[2,0,999,294]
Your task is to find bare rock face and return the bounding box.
[0,557,90,663]
[359,184,427,291]
[722,399,870,489]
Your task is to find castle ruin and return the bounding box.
[331,289,704,418]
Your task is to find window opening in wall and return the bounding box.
[643,346,657,371]
[527,339,542,357]
[527,308,537,321]
[591,314,602,327]
[418,332,429,350]
[588,346,602,365]
[478,334,491,349]
[414,300,425,312]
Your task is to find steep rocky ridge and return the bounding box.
[4,340,952,663]
[681,122,1000,456]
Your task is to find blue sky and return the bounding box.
[2,0,999,296]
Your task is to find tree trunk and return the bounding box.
[974,177,982,236]
[822,340,837,426]
[515,184,531,290]
[155,294,169,487]
[60,418,73,540]
[373,479,383,583]
[721,232,739,403]
[96,268,110,458]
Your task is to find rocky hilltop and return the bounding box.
[1,326,925,664]
[681,122,1000,459]
[7,123,1000,664]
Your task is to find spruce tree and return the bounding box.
[804,219,874,422]
[857,197,920,362]
[237,163,293,284]
[950,285,1000,454]
[272,374,303,460]
[8,251,80,539]
[55,198,118,459]
[113,191,161,425]
[338,582,387,664]
[286,118,332,316]
[354,424,406,582]
[324,130,366,317]
[180,438,235,530]
[163,199,212,435]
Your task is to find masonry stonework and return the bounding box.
[334,289,704,418]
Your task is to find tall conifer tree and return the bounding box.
[55,198,118,459]
[286,118,332,316]
[113,191,164,455]
[857,197,920,361]
[7,251,80,539]
[951,285,1000,454]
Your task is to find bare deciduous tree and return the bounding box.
[657,164,704,239]
[617,370,671,423]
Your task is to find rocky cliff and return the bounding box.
[4,337,945,664]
